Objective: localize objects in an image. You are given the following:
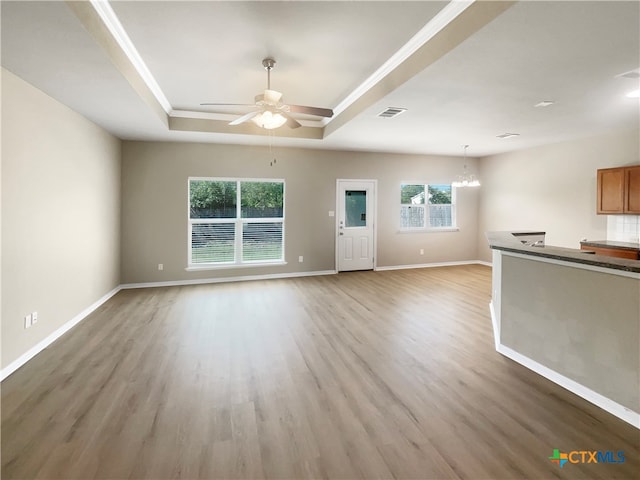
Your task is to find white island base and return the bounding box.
[490,248,639,429]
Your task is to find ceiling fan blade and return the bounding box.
[282,113,302,129]
[229,110,259,126]
[288,104,334,118]
[200,103,257,107]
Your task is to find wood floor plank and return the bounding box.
[2,265,639,479]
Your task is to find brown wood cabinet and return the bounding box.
[597,165,640,214]
[626,166,640,213]
[580,244,639,260]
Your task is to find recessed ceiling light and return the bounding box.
[535,101,555,107]
[497,133,520,139]
[626,89,640,98]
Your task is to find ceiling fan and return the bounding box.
[201,58,334,130]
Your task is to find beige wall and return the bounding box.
[477,129,640,262]
[500,254,639,411]
[120,141,480,283]
[1,69,121,369]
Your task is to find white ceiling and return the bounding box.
[2,1,639,157]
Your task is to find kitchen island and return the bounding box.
[487,231,639,428]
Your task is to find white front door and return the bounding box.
[337,180,376,271]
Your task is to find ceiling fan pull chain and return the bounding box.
[269,130,277,166]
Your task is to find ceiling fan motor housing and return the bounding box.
[200,57,333,129]
[262,58,276,70]
[256,89,283,106]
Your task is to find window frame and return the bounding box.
[399,182,458,232]
[187,177,286,270]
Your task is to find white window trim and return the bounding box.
[187,177,285,268]
[185,261,287,272]
[398,227,460,234]
[399,183,457,231]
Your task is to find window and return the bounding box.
[400,183,455,229]
[189,178,284,266]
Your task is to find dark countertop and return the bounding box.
[486,231,640,274]
[580,240,640,251]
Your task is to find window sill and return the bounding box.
[398,227,459,234]
[186,261,287,272]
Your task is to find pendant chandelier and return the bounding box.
[452,145,480,188]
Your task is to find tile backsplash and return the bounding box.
[607,215,640,244]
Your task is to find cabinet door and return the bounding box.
[583,245,639,260]
[597,168,625,214]
[625,166,640,213]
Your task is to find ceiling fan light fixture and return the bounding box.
[201,58,333,129]
[252,110,287,129]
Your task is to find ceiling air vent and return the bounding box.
[377,107,407,118]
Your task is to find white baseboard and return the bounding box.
[375,260,491,271]
[490,268,638,429]
[1,286,122,381]
[497,343,640,429]
[488,300,500,350]
[120,269,337,290]
[2,270,338,380]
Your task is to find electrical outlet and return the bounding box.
[158,263,164,271]
[24,314,32,329]
[32,311,38,325]
[298,256,304,263]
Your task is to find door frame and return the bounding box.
[335,179,378,272]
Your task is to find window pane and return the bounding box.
[241,182,284,218]
[401,184,425,204]
[401,205,425,228]
[191,223,235,263]
[190,180,237,219]
[345,190,367,227]
[428,185,452,205]
[429,205,452,227]
[242,222,283,261]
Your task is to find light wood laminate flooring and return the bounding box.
[2,265,639,479]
